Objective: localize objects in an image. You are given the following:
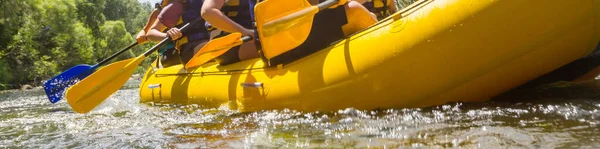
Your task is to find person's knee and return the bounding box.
[342,1,377,35]
[238,41,259,61]
[345,1,365,11]
[345,1,376,20]
[369,12,377,20]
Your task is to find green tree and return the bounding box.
[103,0,144,34]
[0,0,39,55]
[0,53,12,84]
[39,0,95,69]
[75,0,106,37]
[4,0,95,84]
[3,0,43,84]
[131,2,154,34]
[96,21,135,62]
[0,0,153,86]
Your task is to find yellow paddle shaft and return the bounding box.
[262,0,340,29]
[74,55,146,104]
[263,6,319,29]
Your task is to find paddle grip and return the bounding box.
[143,18,202,57]
[317,0,340,10]
[97,42,138,67]
[241,36,253,42]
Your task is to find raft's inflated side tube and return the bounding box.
[140,0,600,112]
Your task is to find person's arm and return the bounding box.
[135,8,160,43]
[146,18,184,41]
[146,1,184,41]
[201,0,253,36]
[388,0,398,13]
[146,20,171,42]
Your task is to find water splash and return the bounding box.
[1,81,600,148]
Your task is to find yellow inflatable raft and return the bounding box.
[140,0,600,112]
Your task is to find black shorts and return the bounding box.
[215,46,241,65]
[212,32,242,65]
[268,6,348,66]
[160,48,181,67]
[178,39,208,64]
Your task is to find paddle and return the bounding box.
[255,0,341,59]
[184,0,341,68]
[65,20,198,113]
[185,33,253,68]
[43,42,138,104]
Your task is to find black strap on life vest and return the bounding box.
[366,0,390,18]
[377,0,390,17]
[252,0,269,63]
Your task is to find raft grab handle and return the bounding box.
[148,84,161,89]
[241,82,263,88]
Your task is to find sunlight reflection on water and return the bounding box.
[1,80,600,148]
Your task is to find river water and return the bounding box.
[1,79,599,148]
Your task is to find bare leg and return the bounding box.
[208,29,259,62]
[342,1,377,36]
[238,41,260,61]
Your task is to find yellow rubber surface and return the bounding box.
[140,0,600,112]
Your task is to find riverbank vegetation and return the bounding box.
[0,0,155,88]
[0,0,418,89]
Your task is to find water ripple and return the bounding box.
[1,81,600,148]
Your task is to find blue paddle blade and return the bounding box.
[44,64,97,103]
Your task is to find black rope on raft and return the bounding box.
[154,67,267,76]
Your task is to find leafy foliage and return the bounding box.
[0,59,12,84]
[97,21,135,62]
[75,0,106,37]
[0,0,153,86]
[0,0,419,87]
